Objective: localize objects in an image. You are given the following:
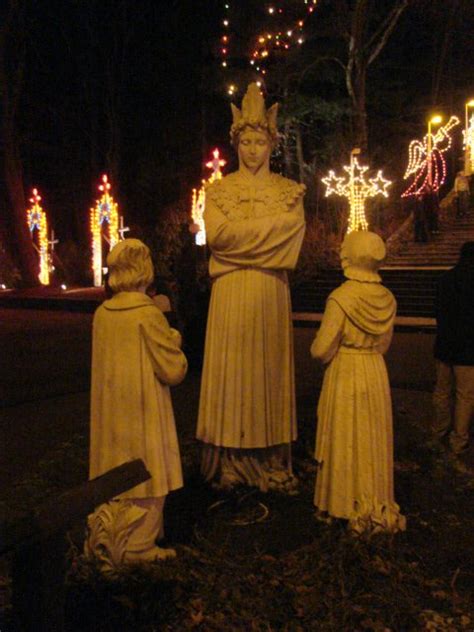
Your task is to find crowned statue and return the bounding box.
[196,83,306,492]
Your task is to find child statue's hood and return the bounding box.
[329,280,396,336]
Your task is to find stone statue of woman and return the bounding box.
[196,83,306,492]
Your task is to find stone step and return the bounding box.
[386,210,474,268]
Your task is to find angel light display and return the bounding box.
[401,115,460,198]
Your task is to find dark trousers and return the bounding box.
[456,191,470,217]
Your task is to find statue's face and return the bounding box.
[238,128,271,174]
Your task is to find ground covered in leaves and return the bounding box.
[1,384,474,631]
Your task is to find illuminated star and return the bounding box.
[369,171,392,197]
[321,170,345,196]
[344,157,368,182]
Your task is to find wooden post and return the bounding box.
[1,459,151,631]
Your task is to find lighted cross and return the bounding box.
[322,154,392,233]
[48,229,59,253]
[118,216,130,240]
[99,174,111,193]
[205,148,226,183]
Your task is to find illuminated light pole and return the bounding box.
[26,188,50,285]
[190,148,226,245]
[322,150,392,234]
[427,115,442,187]
[402,115,460,198]
[463,99,474,174]
[90,174,119,287]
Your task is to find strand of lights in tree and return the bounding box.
[219,1,317,96]
[250,1,318,76]
[90,174,119,287]
[191,148,226,245]
[26,188,50,285]
[401,116,460,198]
[219,1,231,69]
[463,113,474,174]
[322,154,392,234]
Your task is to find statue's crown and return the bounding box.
[230,83,278,146]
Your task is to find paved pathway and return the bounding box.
[0,307,441,489]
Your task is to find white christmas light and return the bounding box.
[322,154,392,233]
[402,115,459,197]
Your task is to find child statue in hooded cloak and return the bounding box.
[311,231,406,534]
[196,83,306,492]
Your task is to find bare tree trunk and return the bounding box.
[343,0,409,152]
[282,118,293,176]
[0,1,39,286]
[295,125,306,184]
[350,63,368,151]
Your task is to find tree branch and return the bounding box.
[367,0,409,66]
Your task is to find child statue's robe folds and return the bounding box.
[312,279,406,533]
[90,292,187,499]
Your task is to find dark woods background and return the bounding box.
[1,0,473,287]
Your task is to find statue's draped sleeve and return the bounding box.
[139,309,187,386]
[311,299,345,364]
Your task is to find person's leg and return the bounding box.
[461,190,470,216]
[432,360,454,437]
[449,365,474,453]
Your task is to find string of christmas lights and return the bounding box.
[249,1,317,75]
[90,174,119,287]
[190,148,226,245]
[401,115,460,198]
[322,154,392,233]
[219,1,318,96]
[26,188,50,285]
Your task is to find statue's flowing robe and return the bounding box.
[90,292,187,498]
[196,171,305,484]
[311,280,406,533]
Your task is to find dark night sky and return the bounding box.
[4,0,225,239]
[2,0,474,249]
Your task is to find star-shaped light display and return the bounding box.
[322,156,392,233]
[26,188,50,285]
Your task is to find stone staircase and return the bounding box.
[385,212,474,267]
[291,209,474,319]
